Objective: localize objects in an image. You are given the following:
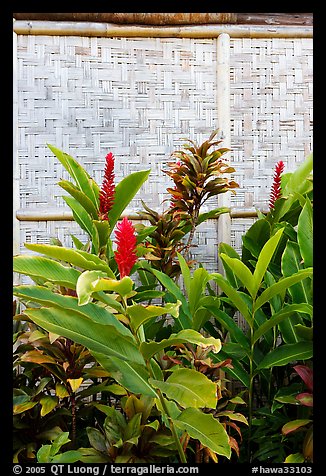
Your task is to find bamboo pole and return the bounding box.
[12,13,313,26]
[13,25,20,282]
[12,21,313,38]
[15,208,267,221]
[216,33,232,274]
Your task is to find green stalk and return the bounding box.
[247,309,256,463]
[157,389,187,463]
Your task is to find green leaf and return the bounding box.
[48,144,98,207]
[40,396,59,417]
[278,313,303,344]
[282,419,312,436]
[23,307,143,365]
[255,342,313,372]
[216,411,248,425]
[58,180,99,219]
[13,255,80,289]
[189,268,212,316]
[197,207,230,225]
[283,153,313,197]
[220,254,255,298]
[108,169,150,231]
[90,276,134,298]
[294,324,313,341]
[281,240,312,304]
[211,273,252,326]
[140,329,221,361]
[149,368,217,409]
[254,269,313,311]
[92,353,157,398]
[173,408,231,458]
[253,304,312,344]
[13,401,38,415]
[297,199,313,268]
[252,228,284,296]
[242,218,271,261]
[63,196,94,237]
[13,285,131,337]
[51,451,82,463]
[284,453,305,463]
[218,243,241,288]
[176,252,191,296]
[24,243,115,276]
[150,268,192,329]
[86,428,107,453]
[205,305,250,351]
[127,301,181,332]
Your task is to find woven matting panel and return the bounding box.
[230,38,313,210]
[16,35,313,274]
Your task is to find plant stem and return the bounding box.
[247,315,255,463]
[157,390,187,463]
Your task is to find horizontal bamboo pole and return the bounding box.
[15,208,267,221]
[12,13,313,26]
[13,21,313,38]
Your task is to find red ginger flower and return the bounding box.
[269,160,285,210]
[99,152,115,220]
[114,217,138,278]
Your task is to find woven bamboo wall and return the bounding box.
[15,34,313,273]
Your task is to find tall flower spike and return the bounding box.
[114,217,138,278]
[269,160,285,210]
[99,152,115,220]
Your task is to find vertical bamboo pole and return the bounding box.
[216,33,231,273]
[13,24,20,283]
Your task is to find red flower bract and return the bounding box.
[99,152,115,220]
[114,217,137,278]
[269,160,285,210]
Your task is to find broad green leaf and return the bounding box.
[127,301,181,332]
[23,307,144,365]
[189,268,211,315]
[76,270,111,305]
[283,153,313,197]
[48,144,98,207]
[92,352,157,398]
[58,180,98,219]
[281,240,312,304]
[13,401,38,415]
[282,419,312,436]
[218,243,241,288]
[92,220,110,249]
[40,396,59,417]
[220,254,255,297]
[284,453,305,463]
[63,196,94,237]
[211,273,252,326]
[24,243,115,276]
[254,268,313,311]
[176,252,191,296]
[253,228,284,296]
[242,218,271,261]
[253,304,312,344]
[173,407,231,458]
[150,268,192,329]
[255,342,313,372]
[55,383,70,399]
[149,368,217,409]
[86,428,107,453]
[13,285,132,337]
[37,445,52,463]
[205,305,250,351]
[91,276,134,298]
[108,169,151,231]
[294,324,313,341]
[279,313,304,344]
[13,255,80,289]
[297,199,313,268]
[140,329,221,361]
[51,451,83,463]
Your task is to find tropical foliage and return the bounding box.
[13,133,313,464]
